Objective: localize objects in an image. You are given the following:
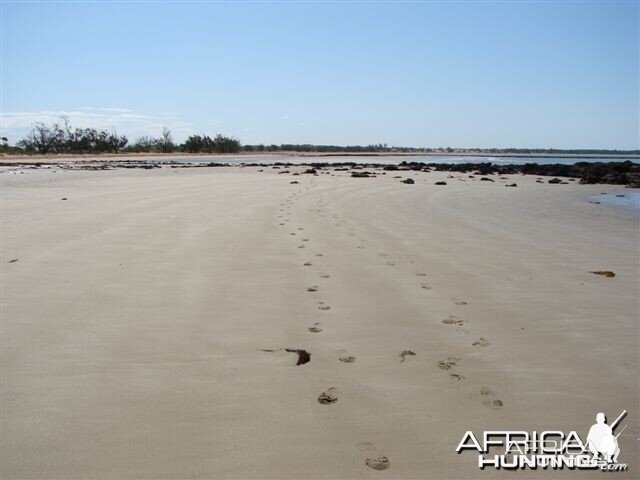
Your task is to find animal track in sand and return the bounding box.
[308,322,323,333]
[420,283,432,290]
[472,337,491,347]
[317,387,338,404]
[318,302,331,311]
[399,350,416,362]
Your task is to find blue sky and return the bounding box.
[1,1,638,149]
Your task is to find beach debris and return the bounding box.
[401,178,415,184]
[365,456,390,471]
[317,388,338,405]
[590,270,615,278]
[435,181,447,185]
[339,355,356,363]
[260,348,311,366]
[285,348,311,365]
[399,350,416,362]
[505,183,518,187]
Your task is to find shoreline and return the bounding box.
[1,151,639,163]
[2,158,638,187]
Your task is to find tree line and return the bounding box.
[1,120,638,156]
[1,120,241,155]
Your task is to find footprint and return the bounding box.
[449,373,465,381]
[480,386,493,396]
[437,356,459,370]
[480,386,504,409]
[319,274,331,279]
[315,253,324,257]
[317,387,338,405]
[399,350,416,362]
[307,286,318,292]
[298,245,306,249]
[318,303,331,311]
[442,316,464,326]
[365,456,390,471]
[416,273,427,277]
[303,261,313,266]
[472,337,491,347]
[420,283,432,290]
[386,261,395,266]
[339,355,356,363]
[453,299,469,306]
[302,238,309,242]
[308,322,323,333]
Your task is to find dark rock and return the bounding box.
[505,183,518,187]
[480,177,494,182]
[435,181,447,185]
[401,178,415,184]
[548,178,563,184]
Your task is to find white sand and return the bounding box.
[1,166,638,479]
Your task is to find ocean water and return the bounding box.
[591,191,640,212]
[148,154,639,166]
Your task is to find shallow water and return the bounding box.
[591,191,640,212]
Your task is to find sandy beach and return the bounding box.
[1,166,638,479]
